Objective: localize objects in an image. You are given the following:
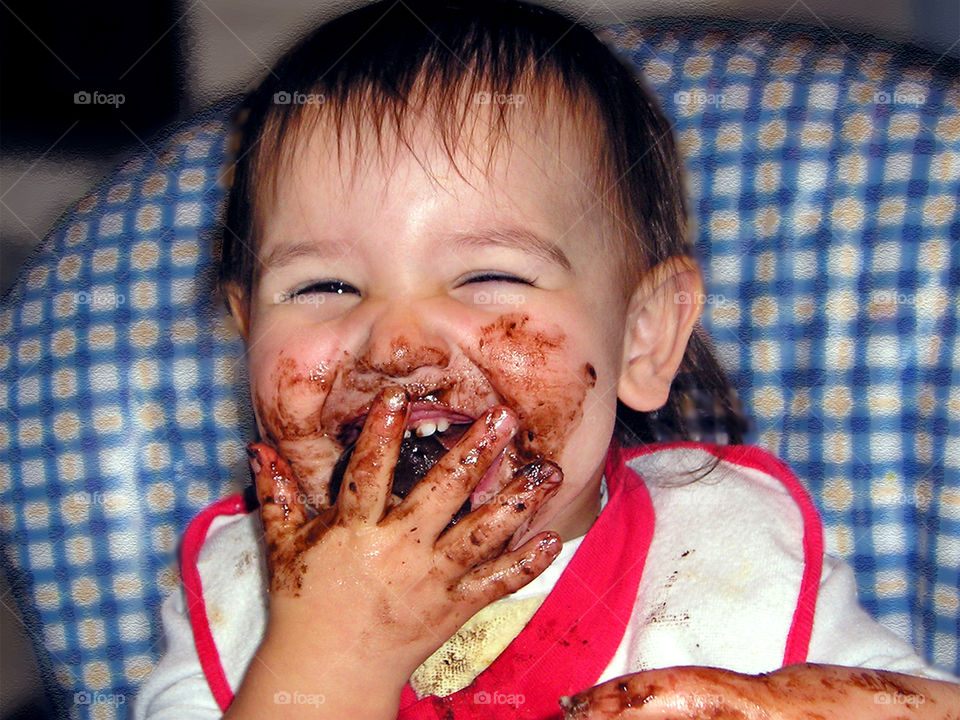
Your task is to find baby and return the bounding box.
[135,1,959,718]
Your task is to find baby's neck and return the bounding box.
[546,473,605,543]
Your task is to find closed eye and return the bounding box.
[286,280,360,298]
[461,272,537,286]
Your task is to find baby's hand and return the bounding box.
[561,664,959,719]
[247,386,563,691]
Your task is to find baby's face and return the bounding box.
[238,106,632,541]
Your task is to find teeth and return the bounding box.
[403,417,457,439]
[416,421,437,437]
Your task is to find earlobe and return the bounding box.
[618,256,704,412]
[224,283,251,341]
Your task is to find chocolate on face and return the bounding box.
[251,312,598,509]
[246,99,627,530]
[470,313,596,464]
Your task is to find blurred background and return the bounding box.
[0,0,957,717]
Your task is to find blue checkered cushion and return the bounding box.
[0,18,957,719]
[0,99,254,718]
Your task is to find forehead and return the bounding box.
[261,87,608,237]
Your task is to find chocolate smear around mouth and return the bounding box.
[328,430,472,524]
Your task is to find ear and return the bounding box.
[618,255,704,412]
[224,282,251,341]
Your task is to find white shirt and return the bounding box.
[134,443,956,719]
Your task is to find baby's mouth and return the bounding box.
[328,401,485,521]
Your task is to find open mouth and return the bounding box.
[328,398,485,522]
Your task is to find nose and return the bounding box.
[357,302,451,378]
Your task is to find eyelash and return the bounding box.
[290,280,360,297]
[462,272,538,286]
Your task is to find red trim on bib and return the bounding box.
[182,441,822,716]
[396,440,655,719]
[181,493,248,713]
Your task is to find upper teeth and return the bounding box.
[409,418,452,438]
[416,421,436,437]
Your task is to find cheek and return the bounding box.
[248,334,343,499]
[467,313,601,464]
[252,354,334,443]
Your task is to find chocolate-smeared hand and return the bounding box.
[245,385,564,689]
[561,664,960,720]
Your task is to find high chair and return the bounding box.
[0,18,957,719]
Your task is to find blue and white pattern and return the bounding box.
[602,18,959,677]
[0,19,957,719]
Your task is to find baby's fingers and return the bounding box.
[248,443,307,553]
[338,386,408,524]
[451,531,561,605]
[399,405,517,537]
[436,460,562,568]
[561,668,771,719]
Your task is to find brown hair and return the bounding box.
[219,0,747,447]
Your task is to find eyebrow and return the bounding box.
[258,238,353,274]
[449,227,572,271]
[258,226,573,273]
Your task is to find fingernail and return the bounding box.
[538,533,561,554]
[518,460,563,491]
[381,385,408,411]
[486,406,514,432]
[246,444,262,474]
